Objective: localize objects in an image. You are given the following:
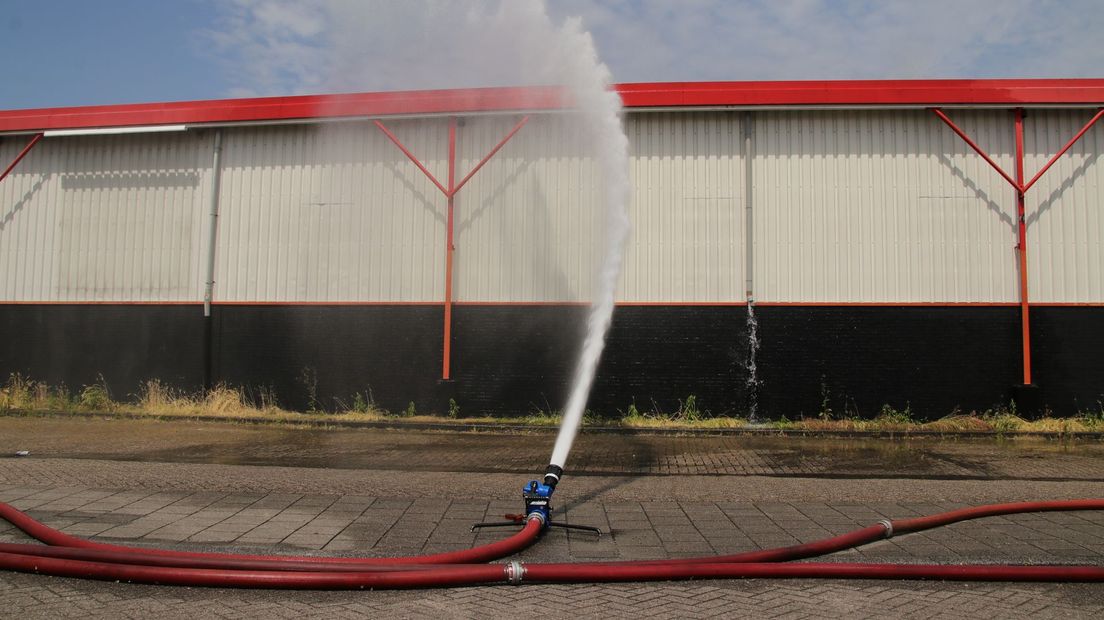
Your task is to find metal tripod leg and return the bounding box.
[547,521,602,537]
[470,521,524,532]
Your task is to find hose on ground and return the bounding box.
[0,499,1101,588]
[0,502,543,567]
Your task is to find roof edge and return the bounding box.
[2,79,1103,133]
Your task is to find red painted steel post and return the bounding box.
[0,133,43,185]
[933,105,1104,390]
[372,115,529,381]
[1014,108,1032,386]
[442,117,458,380]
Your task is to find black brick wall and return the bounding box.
[2,303,1101,419]
[211,304,443,413]
[0,304,206,399]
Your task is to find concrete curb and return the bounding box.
[3,408,1103,440]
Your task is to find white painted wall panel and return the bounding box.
[3,107,1099,306]
[1024,110,1104,303]
[215,121,446,302]
[754,110,1019,303]
[452,114,604,302]
[622,112,745,302]
[0,131,208,301]
[452,112,745,302]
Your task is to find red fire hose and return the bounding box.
[2,551,1103,588]
[1,499,1102,588]
[588,497,1104,567]
[0,502,542,567]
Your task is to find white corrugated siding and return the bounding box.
[754,109,1019,303]
[215,121,446,302]
[452,114,604,302]
[621,112,745,302]
[453,112,745,303]
[2,108,1099,305]
[1024,109,1104,303]
[217,113,747,304]
[0,131,209,301]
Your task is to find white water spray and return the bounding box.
[217,0,629,473]
[746,300,761,423]
[543,17,631,472]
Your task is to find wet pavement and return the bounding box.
[0,415,1103,618]
[2,415,1103,480]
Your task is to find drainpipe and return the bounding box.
[202,131,224,390]
[743,112,754,303]
[203,130,224,318]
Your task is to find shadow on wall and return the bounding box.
[59,171,200,190]
[383,161,446,224]
[0,173,49,232]
[1027,149,1101,226]
[934,152,1016,229]
[454,164,579,304]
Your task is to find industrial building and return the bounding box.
[1,80,1101,419]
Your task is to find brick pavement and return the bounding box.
[1,418,1103,618]
[4,416,1104,480]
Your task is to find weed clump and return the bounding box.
[78,377,114,411]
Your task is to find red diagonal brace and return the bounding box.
[0,133,43,185]
[449,116,530,197]
[931,108,1022,191]
[1022,107,1104,193]
[372,120,449,196]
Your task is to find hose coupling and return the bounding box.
[543,464,564,489]
[877,519,894,539]
[505,561,526,585]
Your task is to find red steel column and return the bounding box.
[373,116,528,381]
[933,106,1104,389]
[1014,108,1031,386]
[0,133,43,185]
[443,117,458,380]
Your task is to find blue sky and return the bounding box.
[2,0,1102,110]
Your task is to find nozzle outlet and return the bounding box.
[543,464,564,489]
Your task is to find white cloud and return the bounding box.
[200,0,330,97]
[547,0,1104,81]
[200,0,1104,98]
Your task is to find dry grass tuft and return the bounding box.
[922,413,993,432]
[2,373,1103,434]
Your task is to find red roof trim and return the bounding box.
[617,79,1104,107]
[2,79,1103,133]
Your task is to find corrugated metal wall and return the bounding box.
[452,114,603,303]
[0,131,209,301]
[623,112,745,302]
[216,112,746,303]
[453,112,746,303]
[1024,109,1104,303]
[2,108,1100,305]
[216,121,447,302]
[753,110,1019,303]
